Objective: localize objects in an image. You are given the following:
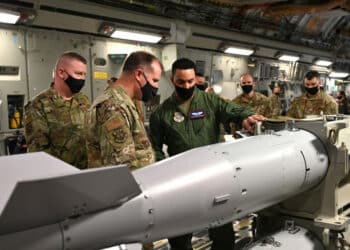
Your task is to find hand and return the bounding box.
[242,114,266,134]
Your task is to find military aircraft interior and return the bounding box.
[1,0,350,249]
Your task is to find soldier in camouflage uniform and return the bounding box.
[86,51,162,171]
[287,70,338,119]
[267,85,282,117]
[233,73,270,116]
[24,52,90,169]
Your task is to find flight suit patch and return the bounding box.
[189,109,206,119]
[174,112,185,122]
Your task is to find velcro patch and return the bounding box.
[189,109,206,119]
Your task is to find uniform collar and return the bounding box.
[171,88,201,113]
[242,91,257,100]
[48,86,82,107]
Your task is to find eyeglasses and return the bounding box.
[242,81,252,84]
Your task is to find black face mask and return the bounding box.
[175,85,195,100]
[65,73,85,94]
[141,73,158,102]
[196,85,206,91]
[242,85,253,94]
[305,86,319,95]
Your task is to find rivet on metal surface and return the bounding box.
[148,208,154,214]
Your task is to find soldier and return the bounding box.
[86,51,162,170]
[336,90,349,114]
[267,84,282,117]
[195,72,207,91]
[233,73,270,116]
[149,58,265,250]
[287,70,338,118]
[24,51,90,169]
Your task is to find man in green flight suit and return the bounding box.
[86,51,162,170]
[24,51,90,169]
[287,70,338,118]
[149,58,265,250]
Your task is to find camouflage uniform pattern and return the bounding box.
[233,92,269,116]
[267,95,281,117]
[86,86,154,170]
[24,87,91,169]
[287,91,338,119]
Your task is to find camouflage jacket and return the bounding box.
[232,92,269,116]
[86,86,154,170]
[287,91,338,119]
[24,87,91,169]
[267,95,281,118]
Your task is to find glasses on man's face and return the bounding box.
[242,81,252,84]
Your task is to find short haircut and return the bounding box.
[53,51,87,78]
[122,51,162,72]
[195,72,204,77]
[240,73,253,79]
[56,51,87,68]
[172,58,196,75]
[304,70,320,80]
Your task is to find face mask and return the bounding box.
[141,73,158,102]
[65,73,85,94]
[175,85,195,100]
[242,85,253,94]
[305,86,319,95]
[196,85,206,91]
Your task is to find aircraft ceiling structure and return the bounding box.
[1,0,350,71]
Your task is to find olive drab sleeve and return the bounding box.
[149,109,166,161]
[215,95,254,124]
[24,101,52,155]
